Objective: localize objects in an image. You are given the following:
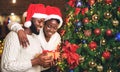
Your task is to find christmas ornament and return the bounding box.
[97,0,102,2]
[115,33,120,41]
[106,29,112,36]
[82,17,89,24]
[88,0,95,6]
[75,0,82,7]
[102,51,111,60]
[81,39,87,44]
[107,69,113,72]
[89,41,97,50]
[89,61,97,68]
[96,65,103,72]
[94,28,101,35]
[92,14,99,21]
[84,30,91,37]
[104,12,112,19]
[83,44,88,48]
[100,39,106,45]
[75,21,82,28]
[118,6,120,13]
[74,28,79,33]
[67,0,76,7]
[90,9,94,15]
[81,7,89,15]
[112,19,119,27]
[74,8,81,15]
[105,0,113,5]
[79,56,85,62]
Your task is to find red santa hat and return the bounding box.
[45,6,63,28]
[24,4,47,28]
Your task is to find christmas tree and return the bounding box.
[58,0,120,72]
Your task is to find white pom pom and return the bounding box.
[24,21,31,28]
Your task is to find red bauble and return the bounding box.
[94,28,101,35]
[84,30,91,37]
[88,0,95,6]
[83,17,89,24]
[102,51,111,60]
[106,29,112,36]
[105,0,113,4]
[118,6,120,12]
[89,41,97,50]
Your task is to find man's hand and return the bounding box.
[38,53,54,68]
[18,30,29,47]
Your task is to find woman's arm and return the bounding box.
[7,22,24,32]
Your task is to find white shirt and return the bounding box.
[38,28,61,51]
[1,31,43,72]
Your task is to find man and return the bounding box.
[1,4,53,72]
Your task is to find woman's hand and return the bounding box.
[38,53,54,68]
[18,30,29,47]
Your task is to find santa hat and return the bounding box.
[45,6,63,28]
[24,4,47,28]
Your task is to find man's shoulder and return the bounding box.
[7,31,17,36]
[5,31,18,39]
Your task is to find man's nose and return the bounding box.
[39,22,44,28]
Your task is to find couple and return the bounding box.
[1,4,63,72]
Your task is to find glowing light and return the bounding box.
[12,0,16,4]
[11,13,15,16]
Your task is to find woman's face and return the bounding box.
[43,19,59,38]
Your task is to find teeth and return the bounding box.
[48,32,52,35]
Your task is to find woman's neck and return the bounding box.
[45,37,50,42]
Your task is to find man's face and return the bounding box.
[43,19,59,38]
[30,18,45,35]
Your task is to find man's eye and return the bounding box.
[47,25,51,28]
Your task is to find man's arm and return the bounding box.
[7,22,29,47]
[1,32,32,72]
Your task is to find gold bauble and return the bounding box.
[90,9,94,15]
[92,14,99,21]
[96,65,103,72]
[97,0,102,2]
[107,69,113,72]
[100,39,106,45]
[104,12,112,19]
[79,56,85,63]
[89,61,97,68]
[83,44,88,48]
[112,19,119,27]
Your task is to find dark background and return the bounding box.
[0,0,66,18]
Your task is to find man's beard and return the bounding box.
[30,21,39,35]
